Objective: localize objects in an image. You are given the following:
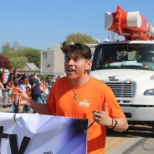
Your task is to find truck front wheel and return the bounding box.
[152,121,154,133]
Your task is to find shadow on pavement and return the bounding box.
[107,125,154,138]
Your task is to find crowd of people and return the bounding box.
[0,69,54,113]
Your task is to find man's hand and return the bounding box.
[14,88,30,106]
[92,103,112,127]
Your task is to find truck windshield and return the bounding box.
[92,43,154,71]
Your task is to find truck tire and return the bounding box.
[152,121,154,133]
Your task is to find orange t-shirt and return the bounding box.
[40,83,45,93]
[47,77,126,154]
[11,87,20,102]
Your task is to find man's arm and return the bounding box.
[27,99,51,115]
[30,83,36,91]
[92,103,129,132]
[106,117,128,132]
[16,88,51,115]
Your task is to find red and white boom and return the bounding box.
[105,5,154,40]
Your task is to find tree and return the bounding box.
[0,43,14,58]
[9,57,28,68]
[0,55,12,69]
[65,33,97,44]
[24,48,41,68]
[0,42,41,68]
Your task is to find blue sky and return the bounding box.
[0,0,154,50]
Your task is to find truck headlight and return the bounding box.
[144,89,154,95]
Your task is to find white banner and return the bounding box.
[0,113,88,154]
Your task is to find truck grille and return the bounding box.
[105,82,136,98]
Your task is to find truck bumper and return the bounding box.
[122,106,154,121]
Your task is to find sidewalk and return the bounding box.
[0,101,12,113]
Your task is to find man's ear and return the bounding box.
[86,60,92,72]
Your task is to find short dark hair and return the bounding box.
[14,80,18,87]
[61,42,92,60]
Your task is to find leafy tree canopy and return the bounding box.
[9,57,28,69]
[65,33,97,44]
[0,55,12,69]
[24,48,40,68]
[0,42,41,69]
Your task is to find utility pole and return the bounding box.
[40,50,43,75]
[111,32,115,41]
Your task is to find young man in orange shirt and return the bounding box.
[17,43,128,154]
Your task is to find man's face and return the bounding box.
[64,53,92,80]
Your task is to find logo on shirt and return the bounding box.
[79,100,90,107]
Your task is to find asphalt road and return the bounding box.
[106,125,154,154]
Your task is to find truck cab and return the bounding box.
[90,5,154,132]
[91,40,154,132]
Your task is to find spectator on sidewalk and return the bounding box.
[12,81,21,113]
[19,78,31,113]
[39,78,46,104]
[0,78,4,101]
[30,74,40,113]
[2,76,13,108]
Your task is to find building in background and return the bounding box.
[24,63,40,75]
[9,63,40,76]
[40,44,96,76]
[40,44,64,76]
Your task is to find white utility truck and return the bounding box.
[90,5,154,132]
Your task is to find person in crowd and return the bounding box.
[19,78,31,113]
[44,77,52,101]
[0,70,2,81]
[23,86,31,112]
[13,68,17,74]
[20,70,29,84]
[12,70,22,84]
[0,78,4,100]
[17,42,128,154]
[1,70,5,84]
[29,74,40,113]
[26,86,31,99]
[2,75,13,108]
[38,78,46,104]
[12,80,21,113]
